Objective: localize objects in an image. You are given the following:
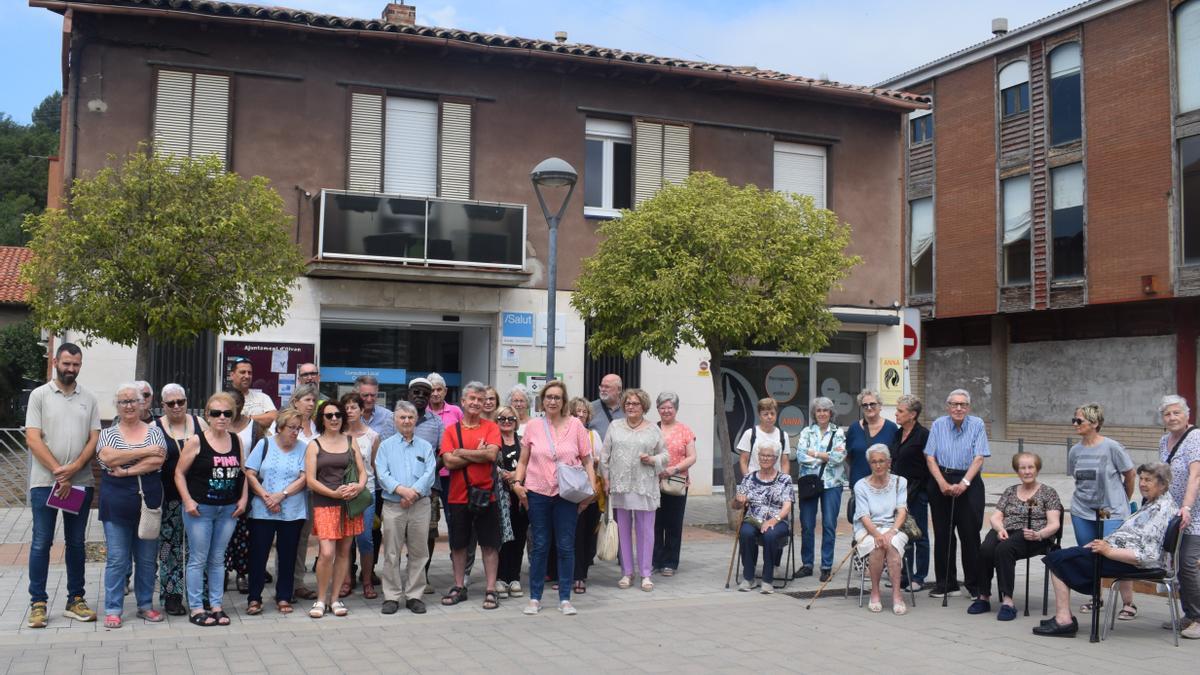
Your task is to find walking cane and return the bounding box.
[805,546,856,610]
[725,506,745,589]
[943,493,958,608]
[1023,505,1033,617]
[1089,507,1111,643]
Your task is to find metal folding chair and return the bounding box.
[845,536,918,608]
[1102,516,1184,646]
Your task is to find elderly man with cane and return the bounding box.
[924,389,990,603]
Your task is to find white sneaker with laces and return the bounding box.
[559,601,577,616]
[737,579,752,592]
[523,600,540,615]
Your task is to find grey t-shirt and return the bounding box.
[1068,437,1134,520]
[25,380,101,489]
[589,398,624,441]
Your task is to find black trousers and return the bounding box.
[653,492,688,571]
[247,518,305,604]
[977,528,1049,600]
[498,496,529,583]
[927,473,985,595]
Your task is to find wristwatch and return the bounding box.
[961,479,971,487]
[282,488,289,497]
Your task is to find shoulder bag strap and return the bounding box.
[601,402,613,423]
[1166,426,1196,465]
[818,428,836,478]
[543,418,558,463]
[455,422,474,489]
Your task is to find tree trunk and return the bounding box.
[134,330,151,382]
[707,347,741,531]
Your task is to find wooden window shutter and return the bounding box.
[634,120,689,206]
[190,73,230,166]
[348,92,384,192]
[438,101,472,199]
[152,70,195,160]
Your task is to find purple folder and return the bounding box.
[45,484,87,514]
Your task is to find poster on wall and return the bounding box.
[222,341,316,410]
[879,357,903,405]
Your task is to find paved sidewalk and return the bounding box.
[0,473,1192,674]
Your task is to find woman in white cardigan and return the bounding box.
[601,388,668,591]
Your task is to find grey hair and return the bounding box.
[135,380,152,393]
[507,383,530,405]
[856,389,880,406]
[866,443,891,461]
[896,394,922,419]
[289,383,319,404]
[114,382,142,405]
[393,400,417,416]
[354,374,379,388]
[656,391,680,410]
[161,383,186,400]
[463,380,487,396]
[1137,462,1172,489]
[946,388,971,405]
[810,396,836,424]
[427,373,447,388]
[1159,395,1191,419]
[755,439,781,457]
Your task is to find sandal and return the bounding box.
[482,591,499,610]
[1079,600,1102,614]
[338,581,352,598]
[136,608,164,623]
[868,600,883,613]
[309,601,325,618]
[362,583,378,600]
[188,611,216,627]
[893,602,908,616]
[641,577,654,592]
[293,586,316,600]
[1118,603,1138,621]
[211,610,230,626]
[574,580,587,594]
[276,601,293,615]
[441,586,467,606]
[246,601,263,616]
[618,576,632,589]
[104,614,122,629]
[331,601,348,617]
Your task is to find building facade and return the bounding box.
[880,0,1199,455]
[38,0,923,492]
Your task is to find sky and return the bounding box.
[2,0,1082,124]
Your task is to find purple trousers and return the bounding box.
[615,508,655,578]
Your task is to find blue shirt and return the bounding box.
[924,415,990,471]
[363,406,397,442]
[245,437,308,521]
[376,433,437,501]
[845,419,900,487]
[413,409,444,449]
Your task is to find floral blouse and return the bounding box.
[994,483,1063,532]
[736,471,793,522]
[796,424,847,489]
[1106,494,1177,568]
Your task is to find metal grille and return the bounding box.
[582,320,641,400]
[149,331,217,413]
[0,429,30,506]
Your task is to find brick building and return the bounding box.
[34,0,926,491]
[879,0,1199,454]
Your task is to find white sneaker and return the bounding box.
[1183,622,1200,640]
[761,586,775,595]
[559,601,577,616]
[737,579,752,592]
[495,581,509,598]
[507,581,524,597]
[522,600,540,615]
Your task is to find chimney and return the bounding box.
[554,31,568,44]
[991,17,1009,37]
[382,2,416,27]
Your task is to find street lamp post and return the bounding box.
[530,157,578,383]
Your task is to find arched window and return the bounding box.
[1178,1,1200,113]
[1049,43,1082,145]
[999,61,1030,117]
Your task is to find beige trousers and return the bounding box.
[380,496,432,603]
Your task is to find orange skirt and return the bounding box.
[312,505,364,540]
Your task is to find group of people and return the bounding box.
[25,345,702,625]
[733,387,1200,638]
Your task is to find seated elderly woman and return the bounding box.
[852,444,910,615]
[969,451,1063,621]
[1034,462,1177,637]
[733,440,793,594]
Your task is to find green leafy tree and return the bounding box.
[0,92,61,246]
[0,320,46,426]
[31,92,62,132]
[21,145,306,379]
[571,172,860,523]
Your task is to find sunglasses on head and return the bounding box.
[208,409,234,418]
[164,399,187,408]
[496,415,518,423]
[323,411,344,420]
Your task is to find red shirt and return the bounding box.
[439,419,501,505]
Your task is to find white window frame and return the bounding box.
[1178,1,1200,114]
[584,118,632,218]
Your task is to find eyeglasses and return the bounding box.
[623,401,641,408]
[496,416,518,423]
[323,412,344,420]
[142,392,152,399]
[163,399,187,408]
[208,409,234,418]
[117,399,140,407]
[360,393,378,399]
[1071,418,1085,425]
[948,402,970,409]
[860,402,880,409]
[283,425,303,433]
[299,371,318,378]
[543,394,562,401]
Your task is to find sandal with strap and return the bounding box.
[246,601,263,616]
[338,580,352,598]
[362,583,378,600]
[1079,600,1102,614]
[211,610,231,626]
[309,601,326,618]
[574,580,587,594]
[276,601,293,615]
[104,614,122,629]
[441,586,467,606]
[188,611,215,627]
[482,591,499,610]
[331,601,348,617]
[1118,603,1138,621]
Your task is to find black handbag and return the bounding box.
[456,423,493,513]
[797,428,836,500]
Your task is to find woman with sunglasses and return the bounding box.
[495,405,527,598]
[153,383,206,616]
[845,389,899,489]
[305,400,367,618]
[175,392,248,627]
[1067,402,1137,616]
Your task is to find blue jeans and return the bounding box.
[102,519,159,615]
[799,486,842,570]
[1071,514,1122,546]
[902,487,930,585]
[527,491,577,603]
[28,486,94,605]
[740,521,790,585]
[354,495,376,555]
[182,503,238,610]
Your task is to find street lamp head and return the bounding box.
[530,157,578,188]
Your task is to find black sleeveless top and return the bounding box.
[156,414,201,502]
[186,432,243,506]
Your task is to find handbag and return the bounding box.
[455,424,494,513]
[597,503,619,561]
[797,428,837,500]
[136,474,162,541]
[545,418,595,504]
[660,475,687,496]
[341,437,373,519]
[894,477,922,540]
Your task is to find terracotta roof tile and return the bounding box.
[0,247,32,305]
[59,0,929,109]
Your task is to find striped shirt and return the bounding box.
[923,415,989,471]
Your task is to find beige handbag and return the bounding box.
[136,475,162,540]
[596,503,619,562]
